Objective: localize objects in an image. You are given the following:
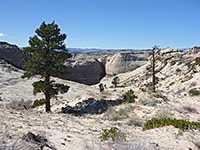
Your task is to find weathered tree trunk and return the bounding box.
[45,90,51,112]
[45,76,51,112]
[152,47,156,92]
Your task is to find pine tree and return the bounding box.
[22,21,72,112]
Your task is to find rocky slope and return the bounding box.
[0,42,150,85]
[0,46,200,150]
[0,42,25,69]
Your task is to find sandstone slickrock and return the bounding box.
[105,51,150,75]
[64,59,106,85]
[0,42,25,69]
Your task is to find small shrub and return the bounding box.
[32,98,46,108]
[176,68,181,73]
[99,127,126,142]
[8,99,32,110]
[154,110,173,120]
[183,106,197,113]
[112,76,120,87]
[195,57,200,66]
[140,88,146,92]
[139,98,157,106]
[122,90,137,103]
[104,107,128,121]
[169,82,175,86]
[143,118,200,131]
[99,83,104,92]
[126,117,143,127]
[189,89,200,96]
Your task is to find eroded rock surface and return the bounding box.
[65,59,106,85]
[105,51,150,75]
[0,42,25,69]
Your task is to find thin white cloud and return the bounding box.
[0,33,6,37]
[69,38,77,41]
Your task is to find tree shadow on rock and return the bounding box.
[60,98,123,116]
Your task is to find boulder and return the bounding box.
[0,42,25,69]
[64,59,106,85]
[105,51,149,75]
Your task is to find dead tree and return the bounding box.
[152,45,159,92]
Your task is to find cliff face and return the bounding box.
[65,59,106,85]
[0,42,25,69]
[105,51,150,75]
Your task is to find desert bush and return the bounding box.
[8,99,32,110]
[103,105,134,121]
[126,117,143,127]
[143,118,200,131]
[104,107,128,121]
[195,57,200,66]
[184,106,197,113]
[182,106,197,113]
[122,90,137,103]
[154,110,173,120]
[169,81,175,86]
[176,68,181,73]
[138,98,157,106]
[99,83,104,92]
[32,98,46,108]
[189,89,200,96]
[99,127,126,142]
[112,76,120,87]
[123,105,135,112]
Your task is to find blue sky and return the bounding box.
[0,0,199,49]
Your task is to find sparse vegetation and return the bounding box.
[176,68,181,73]
[122,90,137,103]
[154,110,173,120]
[139,98,157,106]
[189,89,200,96]
[182,105,197,113]
[126,117,143,127]
[103,105,134,121]
[99,127,126,142]
[195,57,200,66]
[99,83,104,92]
[32,98,46,108]
[169,81,175,86]
[104,107,128,121]
[112,76,120,87]
[143,118,200,131]
[8,99,32,110]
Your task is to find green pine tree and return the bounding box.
[22,21,72,112]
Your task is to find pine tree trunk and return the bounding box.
[45,90,51,112]
[45,76,51,112]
